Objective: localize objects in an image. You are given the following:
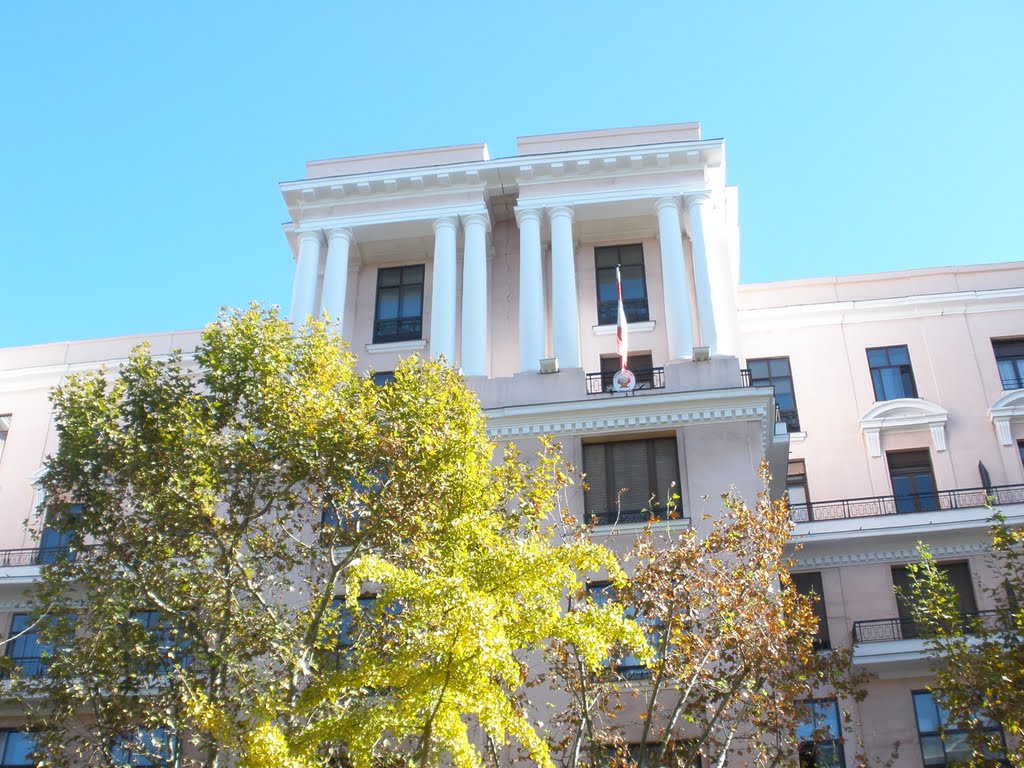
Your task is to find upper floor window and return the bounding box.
[0,415,9,464]
[595,244,649,325]
[0,730,38,767]
[582,437,680,525]
[599,353,657,391]
[791,571,830,651]
[867,345,918,401]
[587,582,661,680]
[372,370,396,386]
[886,450,938,514]
[747,357,800,432]
[373,265,424,344]
[797,699,845,768]
[913,690,1005,768]
[5,614,48,678]
[993,338,1024,390]
[37,504,83,565]
[112,728,175,767]
[892,562,977,640]
[786,459,810,520]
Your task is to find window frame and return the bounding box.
[586,582,662,680]
[372,264,425,344]
[892,561,977,640]
[867,345,918,401]
[0,729,39,768]
[582,437,681,526]
[594,244,650,326]
[912,690,1006,768]
[747,357,801,432]
[886,449,938,514]
[993,338,1024,391]
[797,698,845,768]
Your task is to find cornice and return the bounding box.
[738,287,1024,331]
[282,139,726,216]
[484,387,774,447]
[0,355,199,395]
[791,540,992,570]
[289,202,490,236]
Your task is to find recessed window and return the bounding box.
[373,265,424,344]
[112,728,175,767]
[595,244,649,325]
[886,450,938,514]
[129,610,191,675]
[587,582,661,680]
[372,370,396,386]
[786,459,810,520]
[582,437,680,525]
[599,353,655,390]
[328,595,379,670]
[867,345,918,401]
[747,357,801,432]
[993,338,1024,390]
[913,691,1005,767]
[0,729,38,767]
[892,562,977,640]
[792,572,830,650]
[797,699,845,768]
[37,504,83,565]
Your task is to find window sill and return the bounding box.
[366,339,427,354]
[593,321,655,336]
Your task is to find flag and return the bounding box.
[616,265,628,371]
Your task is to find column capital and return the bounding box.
[514,207,543,226]
[548,205,574,223]
[461,212,491,232]
[684,191,713,210]
[326,227,353,244]
[296,229,325,246]
[433,216,458,235]
[654,196,682,215]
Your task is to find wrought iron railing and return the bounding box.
[791,484,1024,523]
[585,367,666,395]
[853,610,1009,644]
[589,509,688,527]
[372,317,422,344]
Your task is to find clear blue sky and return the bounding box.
[2,1,1021,348]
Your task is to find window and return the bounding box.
[595,244,649,325]
[892,562,977,640]
[37,504,82,565]
[993,338,1024,390]
[599,353,655,391]
[913,691,1005,768]
[887,450,938,513]
[786,459,810,520]
[373,265,424,344]
[797,699,844,768]
[5,614,46,678]
[587,583,661,680]
[111,728,175,767]
[328,595,379,670]
[582,438,681,525]
[0,730,38,767]
[0,415,10,464]
[867,345,918,401]
[372,370,396,386]
[792,572,830,650]
[129,610,191,675]
[747,357,801,432]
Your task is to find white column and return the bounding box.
[429,216,458,363]
[322,228,353,333]
[549,206,581,369]
[686,193,717,354]
[461,213,489,377]
[289,230,323,323]
[515,208,546,373]
[655,198,695,359]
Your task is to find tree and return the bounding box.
[547,482,863,768]
[905,514,1024,768]
[17,306,644,768]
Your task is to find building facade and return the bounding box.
[1,122,1022,766]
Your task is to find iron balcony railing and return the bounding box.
[853,610,1009,644]
[790,484,1024,523]
[589,508,689,527]
[585,367,666,395]
[0,545,98,569]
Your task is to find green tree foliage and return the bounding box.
[906,514,1024,768]
[17,306,644,768]
[548,483,863,768]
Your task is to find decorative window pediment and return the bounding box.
[988,389,1024,446]
[859,398,949,457]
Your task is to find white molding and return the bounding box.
[988,389,1024,446]
[290,203,489,237]
[790,539,992,569]
[738,287,1024,331]
[859,398,949,457]
[484,387,774,448]
[365,339,427,355]
[0,354,199,395]
[593,321,655,336]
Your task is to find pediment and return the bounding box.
[859,398,949,457]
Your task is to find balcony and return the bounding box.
[0,546,77,568]
[853,610,1008,644]
[791,484,1024,524]
[585,367,666,395]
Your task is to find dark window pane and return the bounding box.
[747,356,801,432]
[582,438,680,525]
[595,244,649,325]
[867,345,918,400]
[373,266,424,343]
